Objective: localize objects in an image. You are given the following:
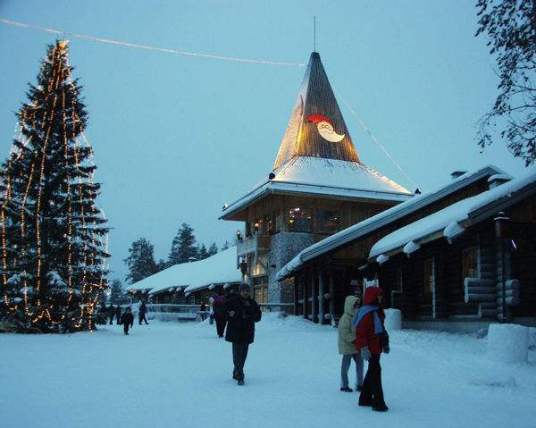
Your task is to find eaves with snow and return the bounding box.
[276,165,507,280]
[126,247,242,295]
[220,156,412,220]
[369,167,536,261]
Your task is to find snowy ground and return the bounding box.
[1,314,535,428]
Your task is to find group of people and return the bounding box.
[338,286,389,412]
[208,284,262,385]
[206,282,389,408]
[98,301,149,335]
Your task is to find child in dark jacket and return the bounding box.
[120,307,134,335]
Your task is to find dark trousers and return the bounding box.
[232,342,249,380]
[359,354,386,408]
[139,313,148,325]
[215,316,226,337]
[109,315,114,325]
[123,323,131,335]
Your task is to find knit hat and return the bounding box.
[239,283,250,292]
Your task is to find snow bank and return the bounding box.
[384,309,402,331]
[487,323,529,364]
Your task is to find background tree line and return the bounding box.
[122,222,231,286]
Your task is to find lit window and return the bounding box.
[316,209,341,234]
[288,207,312,232]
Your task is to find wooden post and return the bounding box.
[328,271,335,323]
[303,270,308,319]
[318,271,325,324]
[293,274,299,316]
[311,268,318,323]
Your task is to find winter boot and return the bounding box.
[372,404,389,412]
[237,379,244,386]
[340,387,353,392]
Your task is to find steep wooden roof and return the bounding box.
[273,52,360,169]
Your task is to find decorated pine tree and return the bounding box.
[0,40,109,332]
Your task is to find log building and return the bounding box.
[220,52,412,307]
[278,168,536,328]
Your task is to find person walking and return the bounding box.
[338,295,363,392]
[108,304,115,325]
[199,302,207,321]
[208,295,215,325]
[139,301,149,325]
[213,289,227,337]
[225,283,261,385]
[115,305,122,325]
[120,307,134,335]
[352,287,390,412]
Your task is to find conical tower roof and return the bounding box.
[274,52,359,170]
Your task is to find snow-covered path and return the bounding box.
[1,315,535,428]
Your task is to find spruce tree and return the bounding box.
[198,244,208,260]
[208,242,218,256]
[124,238,158,284]
[168,223,198,265]
[0,41,109,332]
[109,279,124,305]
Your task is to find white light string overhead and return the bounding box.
[0,17,305,67]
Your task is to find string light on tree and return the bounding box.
[0,40,109,333]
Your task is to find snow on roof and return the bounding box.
[276,165,506,280]
[126,247,242,295]
[221,156,412,219]
[369,167,536,259]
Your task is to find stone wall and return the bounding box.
[267,232,319,304]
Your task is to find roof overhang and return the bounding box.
[276,165,507,280]
[367,170,536,262]
[220,180,412,220]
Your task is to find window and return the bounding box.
[275,211,283,233]
[264,214,274,235]
[288,207,312,232]
[423,258,434,297]
[462,247,479,279]
[253,276,268,305]
[316,209,341,234]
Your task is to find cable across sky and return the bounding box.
[1,16,417,189]
[0,17,305,67]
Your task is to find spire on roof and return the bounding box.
[273,52,360,170]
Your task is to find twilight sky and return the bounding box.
[0,0,528,283]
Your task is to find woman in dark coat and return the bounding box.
[225,283,262,385]
[120,307,134,335]
[213,289,227,337]
[115,305,122,325]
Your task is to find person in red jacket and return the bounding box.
[352,286,389,412]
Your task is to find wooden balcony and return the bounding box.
[237,234,271,257]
